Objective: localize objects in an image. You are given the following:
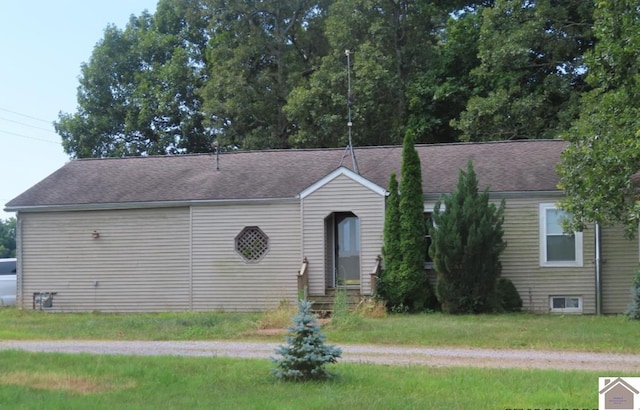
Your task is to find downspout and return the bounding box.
[594,221,602,315]
[16,212,22,309]
[188,206,193,311]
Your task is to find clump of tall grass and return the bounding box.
[330,291,388,330]
[354,298,387,318]
[256,299,297,329]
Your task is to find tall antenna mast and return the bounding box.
[213,140,220,171]
[340,49,359,174]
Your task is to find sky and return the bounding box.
[0,1,158,220]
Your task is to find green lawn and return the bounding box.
[1,308,629,409]
[1,307,638,353]
[0,350,600,410]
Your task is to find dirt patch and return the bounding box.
[254,318,332,336]
[253,328,287,336]
[0,371,135,395]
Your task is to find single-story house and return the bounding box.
[5,140,638,314]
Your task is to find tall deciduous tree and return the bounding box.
[558,0,640,237]
[56,0,212,158]
[0,218,16,258]
[453,0,594,141]
[430,161,505,314]
[406,7,484,144]
[286,0,460,148]
[200,0,329,149]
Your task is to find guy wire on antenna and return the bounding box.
[340,49,359,174]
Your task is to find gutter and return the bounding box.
[16,213,23,309]
[423,190,564,201]
[4,197,299,214]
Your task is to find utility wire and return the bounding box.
[0,129,60,145]
[0,116,57,134]
[0,107,52,124]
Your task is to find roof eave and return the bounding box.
[5,197,299,213]
[423,190,563,201]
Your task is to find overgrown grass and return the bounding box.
[327,312,640,353]
[0,350,600,410]
[1,307,638,353]
[0,308,260,341]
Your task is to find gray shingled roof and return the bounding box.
[5,140,566,210]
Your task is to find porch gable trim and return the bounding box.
[298,167,387,199]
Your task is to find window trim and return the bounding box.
[549,296,583,313]
[424,204,437,270]
[539,203,583,267]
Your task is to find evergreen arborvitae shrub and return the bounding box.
[397,132,436,311]
[626,268,640,320]
[379,172,402,306]
[430,160,506,314]
[272,300,342,381]
[496,278,522,312]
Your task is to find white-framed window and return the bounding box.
[539,203,583,267]
[549,296,582,313]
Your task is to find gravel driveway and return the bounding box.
[2,340,639,372]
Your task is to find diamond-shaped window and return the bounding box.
[235,226,269,262]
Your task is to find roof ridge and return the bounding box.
[71,139,566,162]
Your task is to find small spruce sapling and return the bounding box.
[272,300,342,381]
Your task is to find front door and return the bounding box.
[335,212,360,286]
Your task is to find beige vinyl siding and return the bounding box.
[500,196,596,313]
[20,208,190,312]
[601,226,638,314]
[302,174,385,295]
[191,201,300,312]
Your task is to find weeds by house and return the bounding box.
[328,289,363,329]
[354,298,387,318]
[255,299,297,330]
[0,350,600,410]
[329,292,387,330]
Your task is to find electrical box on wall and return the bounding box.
[33,292,55,309]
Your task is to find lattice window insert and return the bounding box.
[235,227,269,262]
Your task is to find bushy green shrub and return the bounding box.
[626,268,640,320]
[496,278,522,312]
[272,300,342,381]
[430,161,506,314]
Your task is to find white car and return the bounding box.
[0,258,16,306]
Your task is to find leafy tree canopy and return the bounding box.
[0,217,16,258]
[453,0,594,141]
[558,0,640,237]
[55,0,603,156]
[56,0,212,157]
